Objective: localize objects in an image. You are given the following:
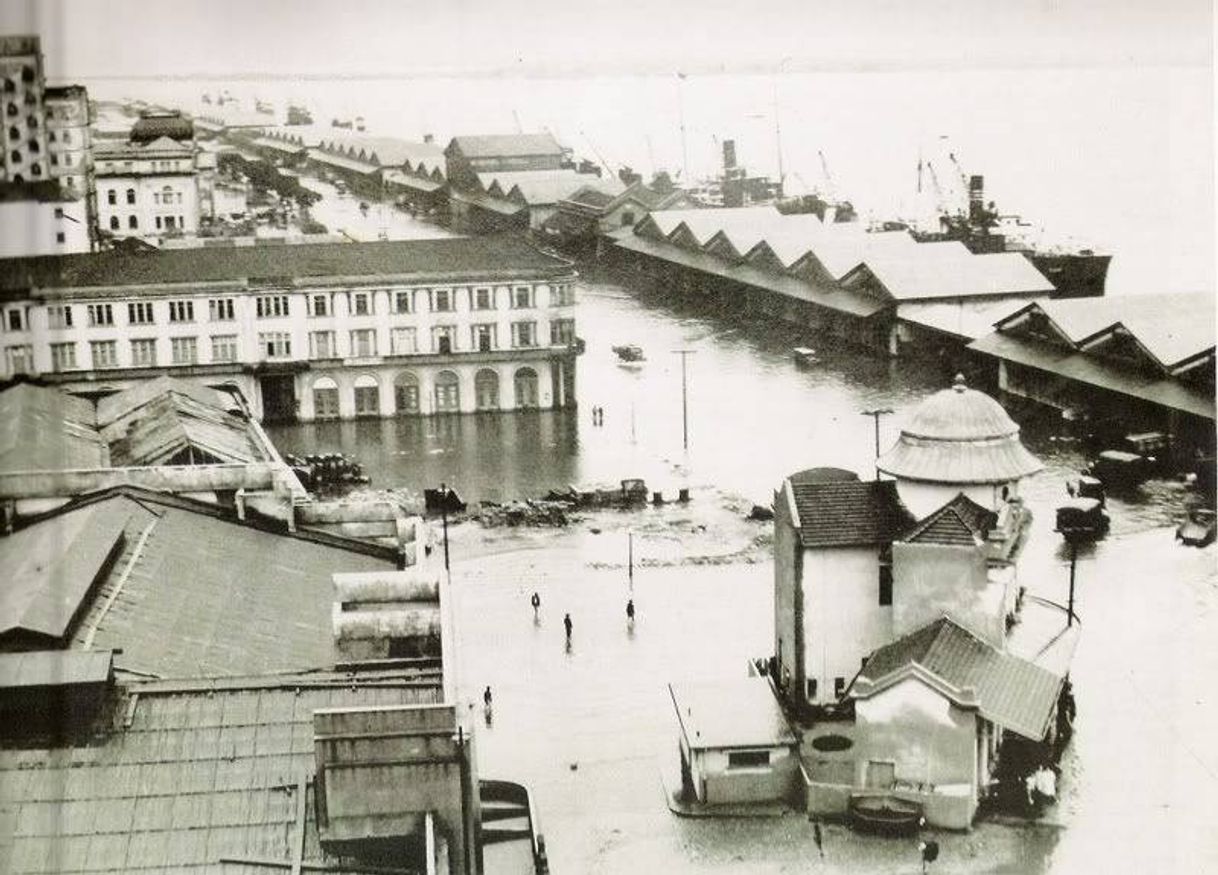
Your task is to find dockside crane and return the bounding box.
[579,129,616,178]
[817,150,837,201]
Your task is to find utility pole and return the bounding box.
[439,481,451,572]
[672,349,696,452]
[628,531,634,590]
[860,408,893,480]
[1066,538,1078,627]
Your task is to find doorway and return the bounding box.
[259,375,298,422]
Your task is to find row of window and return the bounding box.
[28,335,235,372]
[305,284,573,318]
[105,184,186,206]
[8,318,575,374]
[106,214,186,232]
[312,367,542,418]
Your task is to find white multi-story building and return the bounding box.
[0,181,90,256]
[0,236,581,422]
[0,35,48,187]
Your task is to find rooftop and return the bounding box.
[852,616,1065,741]
[478,169,623,206]
[130,111,194,145]
[1,487,399,675]
[901,492,997,546]
[0,669,443,875]
[845,243,1054,302]
[0,236,571,298]
[449,132,565,159]
[785,474,916,548]
[0,383,105,471]
[877,375,1044,484]
[669,676,796,749]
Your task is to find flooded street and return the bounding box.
[269,276,1217,872]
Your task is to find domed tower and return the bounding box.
[877,374,1043,518]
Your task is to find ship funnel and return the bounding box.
[969,175,985,222]
[723,139,737,171]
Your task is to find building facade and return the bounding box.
[0,35,48,187]
[0,181,91,256]
[0,236,581,422]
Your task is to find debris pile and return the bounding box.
[476,499,572,528]
[285,452,370,496]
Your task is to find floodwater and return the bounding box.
[265,273,1198,538]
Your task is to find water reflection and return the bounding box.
[267,279,1198,532]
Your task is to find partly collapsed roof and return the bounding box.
[852,616,1065,741]
[784,475,916,548]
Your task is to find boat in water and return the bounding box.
[612,344,645,363]
[848,794,922,835]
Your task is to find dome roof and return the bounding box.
[877,375,1043,484]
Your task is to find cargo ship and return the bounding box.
[883,153,1110,298]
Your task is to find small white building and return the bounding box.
[0,182,91,257]
[669,677,798,806]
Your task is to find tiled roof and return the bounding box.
[853,617,1065,740]
[0,671,443,875]
[969,330,1215,421]
[902,493,997,546]
[0,236,571,297]
[449,132,564,158]
[0,383,106,471]
[7,487,399,676]
[787,478,915,547]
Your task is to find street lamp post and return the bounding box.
[860,408,893,480]
[672,349,696,452]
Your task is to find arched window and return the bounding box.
[29,162,40,176]
[162,185,174,203]
[109,216,119,230]
[474,369,500,411]
[393,371,420,414]
[312,376,339,420]
[128,215,138,229]
[434,370,460,413]
[126,189,136,205]
[7,125,16,139]
[9,149,19,163]
[353,374,380,417]
[27,139,38,153]
[107,189,116,205]
[514,367,539,408]
[5,103,17,117]
[26,116,36,129]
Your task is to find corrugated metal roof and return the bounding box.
[896,297,1035,341]
[997,294,1215,370]
[449,187,527,215]
[0,383,106,472]
[0,673,442,874]
[854,617,1065,740]
[902,493,996,545]
[249,135,308,154]
[612,232,887,318]
[969,331,1215,421]
[849,243,1054,301]
[477,169,622,206]
[0,502,131,642]
[787,478,915,547]
[382,169,444,193]
[315,134,445,171]
[0,649,113,688]
[0,236,569,296]
[669,677,796,749]
[449,132,564,158]
[307,147,379,175]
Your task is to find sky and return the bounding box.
[0,0,1212,79]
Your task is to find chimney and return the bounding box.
[969,175,985,222]
[723,139,737,171]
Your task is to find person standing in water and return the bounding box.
[626,599,635,626]
[563,612,573,640]
[531,591,541,616]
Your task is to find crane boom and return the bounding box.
[817,150,836,200]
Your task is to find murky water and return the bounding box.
[266,274,1197,535]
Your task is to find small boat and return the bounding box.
[848,794,922,836]
[1055,497,1110,542]
[612,344,645,363]
[1177,508,1216,547]
[793,347,818,367]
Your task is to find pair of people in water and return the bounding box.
[530,592,634,637]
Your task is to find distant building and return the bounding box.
[1,36,96,251]
[0,180,90,256]
[541,181,699,253]
[0,236,581,422]
[93,111,211,242]
[306,131,447,202]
